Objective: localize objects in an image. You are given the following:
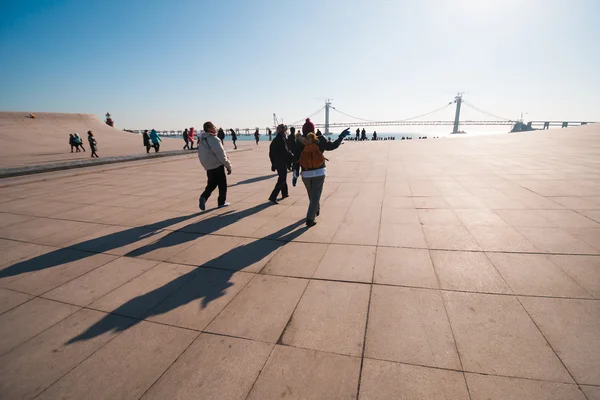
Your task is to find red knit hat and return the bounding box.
[302,118,315,136]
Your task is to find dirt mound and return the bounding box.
[0,112,185,168]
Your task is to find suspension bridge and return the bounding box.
[130,94,594,136]
[275,94,593,135]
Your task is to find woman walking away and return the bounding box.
[254,128,260,145]
[149,129,162,152]
[198,121,232,210]
[69,134,77,152]
[217,127,225,144]
[188,127,195,150]
[73,133,86,152]
[230,128,238,149]
[142,130,151,153]
[269,124,294,204]
[87,131,99,158]
[183,128,190,150]
[294,118,350,226]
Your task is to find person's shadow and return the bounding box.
[67,219,307,343]
[0,203,272,280]
[229,174,276,187]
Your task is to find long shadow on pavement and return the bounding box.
[0,203,271,279]
[229,174,276,187]
[67,219,307,343]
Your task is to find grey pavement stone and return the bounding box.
[36,321,197,400]
[247,345,361,400]
[141,333,273,400]
[206,275,308,342]
[519,297,600,385]
[281,280,369,356]
[0,298,80,355]
[358,358,469,400]
[365,285,460,369]
[0,309,132,400]
[443,291,573,382]
[465,373,587,400]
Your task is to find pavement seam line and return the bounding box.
[514,295,585,392]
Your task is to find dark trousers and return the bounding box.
[201,165,227,206]
[153,143,160,152]
[269,167,288,200]
[302,175,325,221]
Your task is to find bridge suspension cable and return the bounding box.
[330,102,453,124]
[462,101,514,122]
[288,106,325,126]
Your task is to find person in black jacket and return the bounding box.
[229,128,238,149]
[183,128,190,150]
[268,124,294,204]
[287,126,297,170]
[217,127,225,144]
[142,130,151,153]
[294,118,350,226]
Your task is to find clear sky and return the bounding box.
[1,0,599,133]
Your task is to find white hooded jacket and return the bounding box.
[197,131,232,171]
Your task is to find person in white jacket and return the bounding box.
[198,121,232,210]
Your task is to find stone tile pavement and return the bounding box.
[0,126,599,399]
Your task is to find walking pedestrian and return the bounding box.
[198,121,232,210]
[73,133,86,152]
[149,129,162,152]
[87,130,99,158]
[183,128,190,150]
[142,130,151,153]
[361,128,367,141]
[217,127,225,144]
[188,127,195,150]
[287,126,297,171]
[269,124,294,204]
[268,128,272,141]
[230,128,238,149]
[294,118,350,226]
[69,134,77,152]
[355,128,360,141]
[254,128,260,145]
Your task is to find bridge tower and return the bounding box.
[452,93,463,134]
[324,99,332,135]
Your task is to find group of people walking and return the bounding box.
[196,117,350,227]
[142,129,163,153]
[68,131,99,157]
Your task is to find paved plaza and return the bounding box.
[0,126,599,399]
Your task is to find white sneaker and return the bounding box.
[218,202,230,208]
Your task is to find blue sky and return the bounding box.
[1,0,599,133]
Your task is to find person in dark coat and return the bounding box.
[142,130,151,153]
[269,124,294,204]
[88,130,99,158]
[69,134,78,152]
[254,128,260,145]
[287,126,297,171]
[217,127,225,144]
[229,128,238,149]
[183,128,190,150]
